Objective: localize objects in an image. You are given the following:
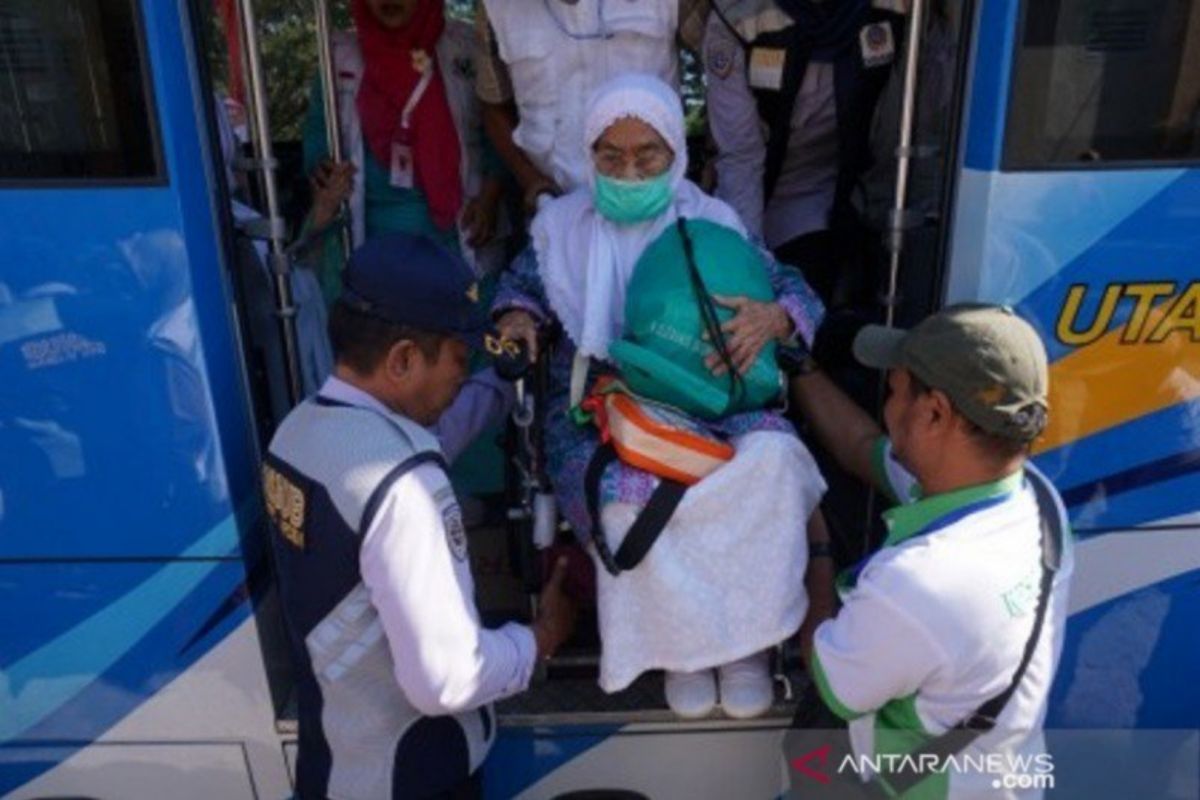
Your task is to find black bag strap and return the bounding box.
[584,442,688,576]
[880,469,1065,796]
[676,217,745,408]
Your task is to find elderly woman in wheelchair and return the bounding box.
[494,74,828,720]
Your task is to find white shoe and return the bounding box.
[664,669,717,719]
[718,651,774,719]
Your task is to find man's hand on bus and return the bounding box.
[496,308,540,363]
[309,159,357,231]
[532,557,577,661]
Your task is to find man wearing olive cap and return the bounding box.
[789,303,1073,799]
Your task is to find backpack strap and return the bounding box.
[569,351,591,409]
[584,443,688,576]
[676,218,745,407]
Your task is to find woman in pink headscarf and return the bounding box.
[302,0,507,303]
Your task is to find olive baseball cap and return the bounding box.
[853,303,1050,442]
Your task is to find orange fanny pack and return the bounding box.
[579,376,734,486]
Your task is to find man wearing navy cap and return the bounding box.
[262,233,576,800]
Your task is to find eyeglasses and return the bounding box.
[592,142,674,179]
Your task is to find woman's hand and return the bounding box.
[704,295,794,377]
[496,308,539,362]
[309,159,356,231]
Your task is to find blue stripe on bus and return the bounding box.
[963,0,1019,171]
[1066,470,1200,533]
[0,560,250,794]
[1,517,241,743]
[1034,402,1199,505]
[2,560,166,671]
[1060,449,1200,512]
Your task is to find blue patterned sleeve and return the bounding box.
[764,248,825,347]
[492,246,550,321]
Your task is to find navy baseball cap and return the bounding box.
[339,233,489,349]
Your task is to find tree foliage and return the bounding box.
[205,0,350,141]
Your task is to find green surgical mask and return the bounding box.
[593,172,673,224]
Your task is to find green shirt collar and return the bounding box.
[882,469,1024,547]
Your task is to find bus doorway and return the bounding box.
[188,1,981,796]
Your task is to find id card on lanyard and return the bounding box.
[390,61,435,189]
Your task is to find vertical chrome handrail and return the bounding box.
[314,0,354,261]
[882,0,927,329]
[237,0,304,407]
[864,2,929,545]
[231,0,267,203]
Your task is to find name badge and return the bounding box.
[390,136,415,189]
[748,47,786,91]
[859,22,895,68]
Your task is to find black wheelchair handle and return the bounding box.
[490,335,534,382]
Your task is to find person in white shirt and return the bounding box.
[473,0,709,208]
[789,304,1073,799]
[263,232,575,800]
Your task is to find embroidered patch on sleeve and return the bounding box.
[442,504,469,562]
[263,463,307,550]
[707,42,735,80]
[859,22,896,69]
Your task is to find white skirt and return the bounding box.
[593,431,827,693]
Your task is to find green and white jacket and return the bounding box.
[811,439,1074,799]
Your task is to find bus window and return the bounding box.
[0,0,161,182]
[1005,0,1200,168]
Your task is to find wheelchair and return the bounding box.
[489,322,830,723]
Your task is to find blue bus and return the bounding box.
[1,1,1198,798]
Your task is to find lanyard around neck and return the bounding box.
[400,60,435,131]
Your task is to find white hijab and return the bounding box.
[532,73,746,361]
